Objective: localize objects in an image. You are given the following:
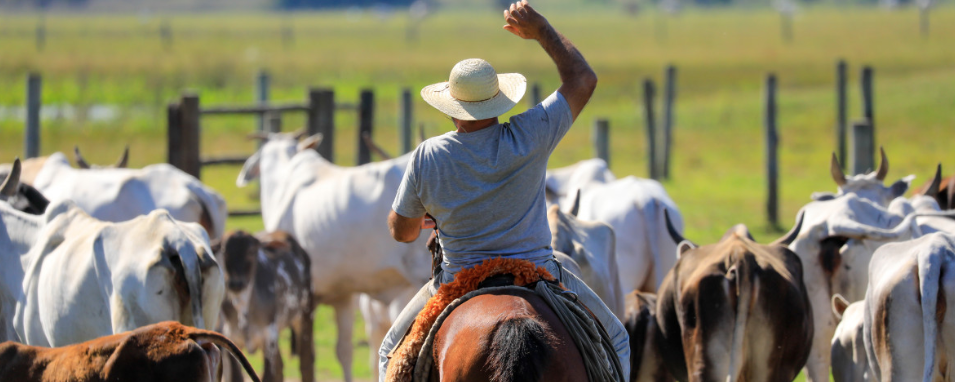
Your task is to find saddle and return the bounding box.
[385,257,561,382]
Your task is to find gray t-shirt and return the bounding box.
[392,91,574,273]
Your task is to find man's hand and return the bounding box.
[503,0,596,121]
[503,0,549,41]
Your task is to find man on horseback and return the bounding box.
[382,0,630,380]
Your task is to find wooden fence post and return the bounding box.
[643,79,658,180]
[765,74,779,229]
[167,102,181,166]
[593,119,610,168]
[179,93,201,179]
[529,83,541,107]
[661,65,677,180]
[399,88,413,154]
[160,19,172,51]
[861,66,874,136]
[357,89,375,165]
[850,121,874,175]
[256,70,270,135]
[24,73,42,159]
[267,112,282,133]
[35,18,45,52]
[307,88,335,161]
[836,60,847,169]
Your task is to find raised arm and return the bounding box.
[503,0,597,121]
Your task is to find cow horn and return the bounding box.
[362,132,393,160]
[772,209,805,247]
[830,152,846,187]
[292,129,307,140]
[568,189,581,217]
[74,146,91,169]
[924,164,943,198]
[115,145,129,168]
[875,146,888,181]
[0,157,21,197]
[246,132,271,140]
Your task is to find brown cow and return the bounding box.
[623,290,673,382]
[0,321,260,382]
[214,230,314,382]
[912,164,954,210]
[656,215,812,382]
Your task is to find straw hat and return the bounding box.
[421,58,526,121]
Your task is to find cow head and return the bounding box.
[73,145,129,169]
[815,148,912,206]
[544,159,615,209]
[790,194,920,305]
[0,158,50,215]
[546,195,623,316]
[236,131,321,187]
[212,230,260,293]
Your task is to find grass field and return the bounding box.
[1,3,954,380]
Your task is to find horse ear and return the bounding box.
[676,241,695,259]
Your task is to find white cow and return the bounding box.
[0,197,223,347]
[546,160,684,295]
[547,196,625,318]
[864,232,955,382]
[237,132,432,382]
[26,151,227,240]
[812,149,913,206]
[831,295,870,382]
[785,194,922,382]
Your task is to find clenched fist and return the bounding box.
[503,0,550,41]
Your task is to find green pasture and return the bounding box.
[1,4,954,380]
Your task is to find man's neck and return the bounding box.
[454,117,499,134]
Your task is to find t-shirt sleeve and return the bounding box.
[508,91,574,153]
[392,149,427,218]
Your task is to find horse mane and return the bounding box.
[486,316,556,382]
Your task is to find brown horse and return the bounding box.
[429,288,588,382]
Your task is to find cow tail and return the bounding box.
[726,255,752,382]
[169,249,206,330]
[189,330,262,382]
[186,181,227,240]
[917,245,943,382]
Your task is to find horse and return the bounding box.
[429,287,588,381]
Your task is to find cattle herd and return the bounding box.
[1,133,954,382]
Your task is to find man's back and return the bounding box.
[393,92,572,273]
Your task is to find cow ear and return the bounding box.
[297,134,323,152]
[831,294,850,320]
[676,240,695,258]
[890,178,911,198]
[236,151,261,187]
[811,192,837,201]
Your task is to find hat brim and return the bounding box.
[420,73,527,121]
